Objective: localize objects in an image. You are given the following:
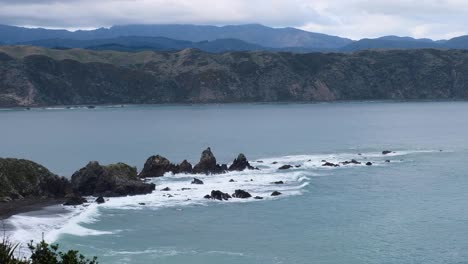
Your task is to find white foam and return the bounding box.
[6,149,440,249]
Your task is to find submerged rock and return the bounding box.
[139,155,177,178]
[254,196,264,200]
[382,150,392,155]
[232,189,252,199]
[210,190,232,200]
[161,187,171,191]
[385,160,391,163]
[322,162,339,167]
[273,181,284,184]
[191,178,204,184]
[278,165,293,170]
[71,161,156,197]
[229,179,235,182]
[204,194,212,199]
[271,191,282,196]
[228,153,254,171]
[366,162,373,166]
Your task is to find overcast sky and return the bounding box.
[1,0,467,40]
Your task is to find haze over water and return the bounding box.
[2,102,468,264]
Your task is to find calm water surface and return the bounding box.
[2,102,468,264]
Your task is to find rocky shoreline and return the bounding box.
[0,148,397,219]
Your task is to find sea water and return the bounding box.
[2,102,468,264]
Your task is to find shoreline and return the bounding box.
[0,198,67,221]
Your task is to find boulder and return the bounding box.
[366,162,373,166]
[385,160,391,163]
[273,181,284,184]
[71,161,156,197]
[178,160,193,174]
[210,190,231,200]
[232,189,252,198]
[254,196,264,200]
[322,162,339,167]
[204,194,212,199]
[63,194,87,206]
[193,147,225,174]
[342,159,361,165]
[191,178,204,184]
[139,155,177,178]
[295,165,302,168]
[229,179,235,182]
[228,153,254,171]
[95,196,105,204]
[278,165,293,170]
[161,187,171,191]
[271,191,282,196]
[382,150,392,155]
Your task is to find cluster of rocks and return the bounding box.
[139,148,257,178]
[203,189,281,201]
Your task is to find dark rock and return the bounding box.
[210,190,232,200]
[232,189,252,198]
[382,150,392,155]
[272,161,278,164]
[342,159,361,165]
[178,160,193,174]
[95,196,105,204]
[204,194,212,199]
[385,160,391,163]
[192,147,225,174]
[271,191,282,196]
[254,196,264,200]
[322,162,339,167]
[181,188,191,191]
[191,178,204,184]
[87,105,96,109]
[138,202,146,205]
[161,187,171,191]
[71,161,156,197]
[366,162,373,166]
[273,181,284,184]
[167,194,173,198]
[229,179,235,182]
[139,155,177,178]
[295,165,302,168]
[228,153,254,171]
[63,195,87,206]
[257,160,264,163]
[278,165,293,170]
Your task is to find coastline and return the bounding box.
[0,198,67,221]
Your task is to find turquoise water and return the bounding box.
[3,102,468,263]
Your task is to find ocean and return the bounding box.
[2,101,468,264]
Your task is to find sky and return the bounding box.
[0,0,467,40]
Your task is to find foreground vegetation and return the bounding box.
[1,236,97,264]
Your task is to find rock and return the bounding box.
[161,187,171,191]
[191,178,204,184]
[272,161,278,164]
[138,202,146,205]
[382,150,392,155]
[366,162,373,166]
[167,194,174,198]
[273,181,284,184]
[0,197,12,203]
[342,159,361,165]
[229,179,235,182]
[139,155,177,178]
[210,190,231,200]
[295,165,302,168]
[192,147,225,174]
[71,161,156,197]
[204,194,212,199]
[181,188,191,191]
[322,162,339,167]
[178,160,193,174]
[63,194,87,206]
[271,191,282,196]
[254,196,264,200]
[278,165,293,170]
[228,153,254,171]
[232,189,252,198]
[95,196,105,204]
[385,160,391,163]
[257,160,264,163]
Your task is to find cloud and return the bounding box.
[0,0,467,39]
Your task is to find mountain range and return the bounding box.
[2,24,468,53]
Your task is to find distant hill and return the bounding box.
[0,24,353,49]
[1,46,468,107]
[19,36,270,53]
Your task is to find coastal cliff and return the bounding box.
[1,47,468,107]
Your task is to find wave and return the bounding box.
[5,149,440,249]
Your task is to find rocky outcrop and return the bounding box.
[192,148,226,174]
[278,165,293,170]
[382,150,393,155]
[228,153,254,171]
[271,191,282,196]
[0,158,72,202]
[178,160,193,174]
[95,196,105,204]
[232,189,252,198]
[71,161,155,197]
[191,178,204,184]
[366,162,373,166]
[322,162,339,167]
[209,190,232,201]
[139,155,177,178]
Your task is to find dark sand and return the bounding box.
[0,198,67,221]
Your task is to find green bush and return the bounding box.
[0,236,98,264]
